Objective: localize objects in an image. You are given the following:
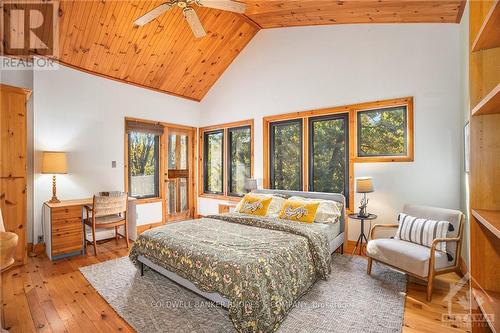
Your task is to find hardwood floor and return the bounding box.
[1,240,470,333]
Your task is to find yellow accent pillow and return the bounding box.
[237,194,273,216]
[278,199,320,223]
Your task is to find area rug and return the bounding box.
[80,254,406,333]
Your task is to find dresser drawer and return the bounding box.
[52,217,82,232]
[52,206,82,220]
[52,228,82,255]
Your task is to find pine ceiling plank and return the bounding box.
[244,0,464,28]
[59,1,86,60]
[82,0,119,71]
[96,1,136,75]
[70,1,101,67]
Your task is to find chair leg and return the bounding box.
[340,244,344,254]
[124,222,130,249]
[426,272,435,301]
[92,224,97,256]
[82,223,87,254]
[115,226,119,243]
[367,257,372,275]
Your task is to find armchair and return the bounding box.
[366,204,464,301]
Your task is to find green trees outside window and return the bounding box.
[128,132,160,198]
[357,106,407,157]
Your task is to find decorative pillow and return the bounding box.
[278,199,320,224]
[235,194,273,216]
[395,213,450,252]
[289,196,342,224]
[235,193,285,218]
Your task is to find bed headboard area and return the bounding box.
[252,189,346,233]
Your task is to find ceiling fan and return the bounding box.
[134,0,246,38]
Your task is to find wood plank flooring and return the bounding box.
[1,240,470,332]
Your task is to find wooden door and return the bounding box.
[165,127,195,221]
[0,178,27,265]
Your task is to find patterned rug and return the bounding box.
[80,254,406,333]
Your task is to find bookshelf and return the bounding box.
[469,1,500,332]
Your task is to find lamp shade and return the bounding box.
[244,178,258,192]
[356,177,374,193]
[42,152,67,174]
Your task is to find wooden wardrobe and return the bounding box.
[468,1,500,332]
[0,84,30,265]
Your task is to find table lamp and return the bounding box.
[42,151,67,203]
[356,177,374,218]
[244,178,258,193]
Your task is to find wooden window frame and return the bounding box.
[353,97,414,163]
[203,129,225,195]
[263,97,414,212]
[198,119,254,202]
[124,117,198,222]
[308,113,350,204]
[269,119,304,191]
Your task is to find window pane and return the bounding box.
[229,127,251,195]
[310,115,348,200]
[129,132,159,198]
[270,120,302,190]
[204,131,223,194]
[168,134,188,170]
[358,106,407,156]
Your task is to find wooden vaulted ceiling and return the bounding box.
[55,1,466,101]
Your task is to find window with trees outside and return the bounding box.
[357,106,408,157]
[203,130,224,194]
[127,130,160,199]
[200,120,253,199]
[264,97,413,210]
[269,120,303,191]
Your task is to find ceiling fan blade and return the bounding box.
[134,3,173,26]
[183,8,206,38]
[197,0,246,14]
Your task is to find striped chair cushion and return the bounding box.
[395,213,450,252]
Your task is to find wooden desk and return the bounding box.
[43,199,92,260]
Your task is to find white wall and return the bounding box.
[32,64,201,241]
[198,24,463,241]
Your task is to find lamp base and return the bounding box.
[48,196,60,204]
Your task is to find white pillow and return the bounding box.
[288,196,342,224]
[235,193,286,218]
[395,213,450,252]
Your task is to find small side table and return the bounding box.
[218,203,237,214]
[348,213,377,255]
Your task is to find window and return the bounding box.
[269,120,303,191]
[203,130,224,194]
[228,126,251,195]
[264,97,414,210]
[127,131,160,199]
[357,106,408,157]
[309,114,349,196]
[200,120,253,199]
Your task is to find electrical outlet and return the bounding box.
[37,235,43,243]
[112,161,116,168]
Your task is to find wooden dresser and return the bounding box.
[43,199,91,260]
[0,84,31,266]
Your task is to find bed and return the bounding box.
[129,189,345,333]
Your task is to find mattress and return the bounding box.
[315,221,341,244]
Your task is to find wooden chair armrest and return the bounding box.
[84,205,93,212]
[369,224,399,240]
[430,237,460,249]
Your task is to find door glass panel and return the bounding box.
[168,134,188,170]
[166,130,191,219]
[167,180,177,215]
